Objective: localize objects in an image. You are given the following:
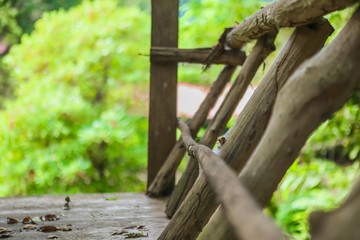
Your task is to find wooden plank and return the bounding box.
[165,32,277,218]
[150,47,246,65]
[148,0,179,194]
[0,193,169,239]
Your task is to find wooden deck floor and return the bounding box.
[0,193,169,239]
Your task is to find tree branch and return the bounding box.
[178,118,286,240]
[226,0,357,49]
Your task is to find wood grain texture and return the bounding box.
[178,118,286,240]
[203,9,360,239]
[0,193,168,240]
[148,0,179,194]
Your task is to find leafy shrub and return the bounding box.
[0,0,150,196]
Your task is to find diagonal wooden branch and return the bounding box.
[226,0,357,49]
[178,117,286,240]
[310,179,360,240]
[165,32,277,217]
[201,7,360,240]
[150,47,246,66]
[147,65,236,196]
[159,19,333,240]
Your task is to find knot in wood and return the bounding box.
[187,145,197,158]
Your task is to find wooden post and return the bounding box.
[148,0,178,194]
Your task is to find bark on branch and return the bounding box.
[150,47,246,65]
[201,7,360,240]
[226,0,357,49]
[178,118,286,240]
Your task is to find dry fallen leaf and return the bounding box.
[37,225,58,233]
[111,225,149,238]
[6,217,19,224]
[22,216,36,224]
[47,235,58,239]
[24,224,37,230]
[40,214,59,221]
[0,227,13,238]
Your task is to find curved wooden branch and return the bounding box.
[226,0,356,49]
[178,118,286,240]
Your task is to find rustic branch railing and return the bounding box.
[226,0,357,49]
[150,47,246,65]
[148,0,360,239]
[158,19,333,240]
[177,118,286,240]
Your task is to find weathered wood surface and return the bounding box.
[159,19,333,240]
[147,65,236,197]
[310,178,360,240]
[165,32,277,218]
[201,8,360,239]
[150,47,246,65]
[148,0,178,194]
[226,0,357,49]
[0,193,168,240]
[178,118,285,240]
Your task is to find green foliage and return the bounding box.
[0,0,150,196]
[270,159,359,240]
[0,0,22,44]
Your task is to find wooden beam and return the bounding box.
[226,0,357,49]
[159,19,333,240]
[177,118,286,240]
[150,47,246,65]
[148,0,178,194]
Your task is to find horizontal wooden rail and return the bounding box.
[177,118,285,240]
[150,47,246,65]
[226,0,357,49]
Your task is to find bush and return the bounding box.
[0,0,150,196]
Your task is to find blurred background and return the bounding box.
[0,0,359,239]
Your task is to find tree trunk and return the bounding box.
[165,32,277,217]
[201,7,360,240]
[158,19,333,240]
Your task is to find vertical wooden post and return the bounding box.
[148,0,178,194]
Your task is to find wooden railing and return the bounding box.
[148,0,360,239]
